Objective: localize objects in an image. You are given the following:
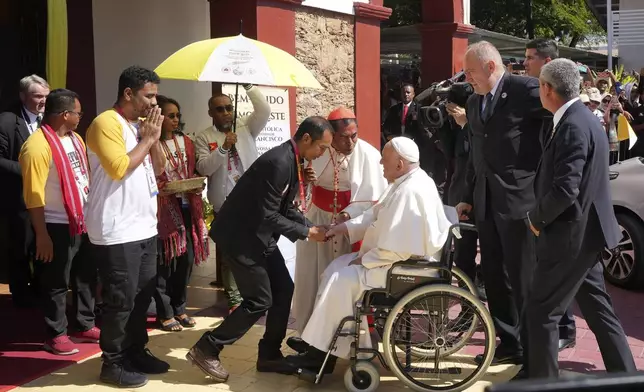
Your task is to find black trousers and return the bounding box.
[198,244,294,359]
[453,217,479,283]
[527,245,635,378]
[95,236,157,365]
[3,210,38,303]
[477,213,535,358]
[37,225,96,338]
[154,207,194,320]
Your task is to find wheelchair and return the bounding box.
[297,223,496,392]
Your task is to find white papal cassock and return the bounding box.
[300,167,451,358]
[293,139,387,333]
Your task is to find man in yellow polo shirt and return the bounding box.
[19,89,99,355]
[85,66,166,388]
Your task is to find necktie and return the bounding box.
[402,104,409,125]
[481,93,493,122]
[36,114,43,128]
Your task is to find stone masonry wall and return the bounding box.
[295,8,355,123]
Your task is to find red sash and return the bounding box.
[311,186,350,212]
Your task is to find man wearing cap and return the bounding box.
[286,137,452,373]
[290,107,387,347]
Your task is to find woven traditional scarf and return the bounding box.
[40,124,88,235]
[157,135,209,266]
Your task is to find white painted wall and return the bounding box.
[92,0,212,135]
[302,0,368,15]
[617,0,644,72]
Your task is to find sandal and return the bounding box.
[159,318,183,332]
[175,314,196,328]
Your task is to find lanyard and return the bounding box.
[113,106,151,168]
[290,139,308,213]
[113,106,140,142]
[226,148,241,172]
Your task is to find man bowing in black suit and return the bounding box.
[187,116,333,382]
[456,41,549,371]
[525,58,636,379]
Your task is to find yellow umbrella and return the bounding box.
[155,34,322,89]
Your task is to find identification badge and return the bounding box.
[228,166,241,184]
[143,155,158,196]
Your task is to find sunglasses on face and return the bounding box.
[584,102,591,106]
[214,105,234,114]
[167,113,182,120]
[602,99,611,104]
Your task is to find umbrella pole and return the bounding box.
[232,19,242,134]
[233,82,239,133]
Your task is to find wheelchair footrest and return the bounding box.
[297,367,322,384]
[405,366,462,375]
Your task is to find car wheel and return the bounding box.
[601,213,644,289]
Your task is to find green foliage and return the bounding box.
[203,198,214,229]
[383,0,605,48]
[383,0,421,26]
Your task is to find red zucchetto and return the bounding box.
[327,107,356,121]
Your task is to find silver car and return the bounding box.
[603,157,644,289]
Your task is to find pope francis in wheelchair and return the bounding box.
[287,138,496,392]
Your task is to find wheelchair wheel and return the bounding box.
[343,361,380,392]
[397,267,479,360]
[382,284,495,392]
[451,266,476,295]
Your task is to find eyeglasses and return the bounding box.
[214,105,234,114]
[602,99,611,104]
[167,113,182,120]
[60,110,83,119]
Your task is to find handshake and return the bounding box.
[307,224,344,242]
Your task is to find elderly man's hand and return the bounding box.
[349,256,362,266]
[455,202,472,221]
[325,223,348,239]
[446,103,467,127]
[334,212,351,224]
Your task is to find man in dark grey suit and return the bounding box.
[456,41,548,373]
[525,58,636,379]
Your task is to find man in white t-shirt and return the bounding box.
[85,66,167,388]
[194,85,270,313]
[19,89,99,356]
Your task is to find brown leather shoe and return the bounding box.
[186,345,229,382]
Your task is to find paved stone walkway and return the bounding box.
[5,256,644,391]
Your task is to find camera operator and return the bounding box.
[382,84,448,187]
[445,102,486,300]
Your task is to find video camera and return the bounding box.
[418,71,474,129]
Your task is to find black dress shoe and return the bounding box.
[511,367,529,381]
[129,348,170,374]
[558,338,576,351]
[286,336,309,354]
[100,362,148,388]
[286,348,336,374]
[475,352,523,366]
[257,355,297,375]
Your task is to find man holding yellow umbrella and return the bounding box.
[155,33,324,382]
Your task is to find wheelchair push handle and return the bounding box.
[448,222,477,240]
